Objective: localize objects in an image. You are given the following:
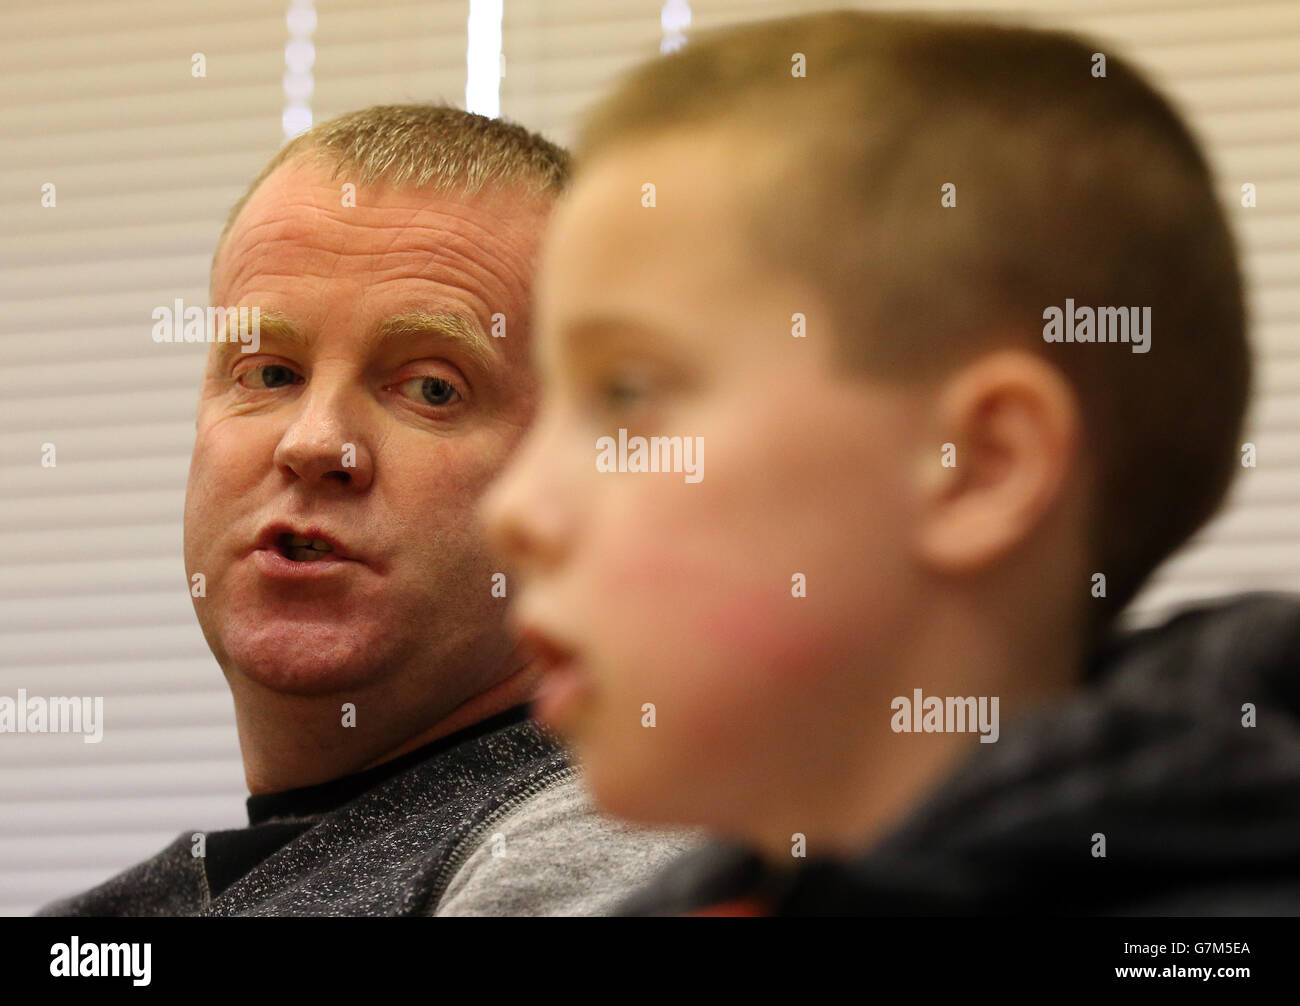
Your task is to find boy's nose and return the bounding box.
[482,427,572,574]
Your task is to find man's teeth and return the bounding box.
[285,534,332,550]
[281,534,334,560]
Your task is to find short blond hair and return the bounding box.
[577,11,1250,636]
[215,103,570,265]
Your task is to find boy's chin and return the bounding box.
[580,739,711,832]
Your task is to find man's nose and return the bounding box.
[482,422,573,574]
[273,384,375,492]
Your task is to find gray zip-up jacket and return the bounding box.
[36,707,699,917]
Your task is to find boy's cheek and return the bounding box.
[582,503,848,680]
[588,554,823,719]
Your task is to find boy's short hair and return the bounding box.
[576,11,1250,636]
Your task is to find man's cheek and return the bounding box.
[190,429,259,492]
[393,435,501,508]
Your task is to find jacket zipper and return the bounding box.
[425,763,579,913]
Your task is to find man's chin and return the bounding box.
[221,626,399,697]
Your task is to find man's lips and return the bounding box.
[250,522,367,578]
[256,523,353,558]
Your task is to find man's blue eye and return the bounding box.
[422,377,458,405]
[260,365,297,388]
[399,376,462,407]
[242,364,300,389]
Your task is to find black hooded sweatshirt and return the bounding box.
[620,593,1300,916]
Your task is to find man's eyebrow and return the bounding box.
[253,310,307,347]
[373,311,496,371]
[209,309,305,365]
[215,308,497,370]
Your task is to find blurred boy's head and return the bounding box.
[484,12,1249,857]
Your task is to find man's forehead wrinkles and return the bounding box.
[230,190,519,250]
[219,243,510,314]
[360,239,532,324]
[255,189,521,239]
[228,217,531,279]
[213,179,546,343]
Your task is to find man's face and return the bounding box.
[188,157,548,717]
[484,130,927,835]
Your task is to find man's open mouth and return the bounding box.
[277,533,335,562]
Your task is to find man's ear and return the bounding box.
[914,349,1082,575]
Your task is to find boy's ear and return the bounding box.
[913,349,1082,575]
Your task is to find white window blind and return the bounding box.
[1,0,1296,916]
